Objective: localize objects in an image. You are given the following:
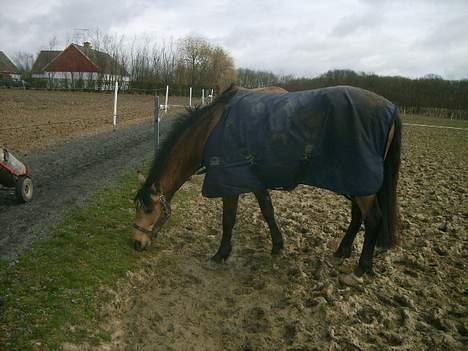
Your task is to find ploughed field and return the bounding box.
[81,122,467,350]
[0,89,191,153]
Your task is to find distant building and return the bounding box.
[32,42,129,90]
[0,51,21,80]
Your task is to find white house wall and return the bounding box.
[32,71,130,90]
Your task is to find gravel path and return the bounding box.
[0,119,173,261]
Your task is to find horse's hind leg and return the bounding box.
[335,201,362,258]
[354,195,382,276]
[254,190,284,255]
[211,195,239,263]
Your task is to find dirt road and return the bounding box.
[0,119,173,261]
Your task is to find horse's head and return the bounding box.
[132,172,171,251]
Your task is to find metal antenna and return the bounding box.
[72,28,89,44]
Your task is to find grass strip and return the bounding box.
[402,114,468,128]
[0,170,197,350]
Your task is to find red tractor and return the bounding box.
[0,148,33,203]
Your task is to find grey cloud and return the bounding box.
[417,14,468,50]
[331,11,384,37]
[1,0,150,53]
[1,0,467,79]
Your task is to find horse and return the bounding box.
[132,84,401,277]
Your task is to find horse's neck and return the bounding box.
[160,105,224,195]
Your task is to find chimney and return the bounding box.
[83,41,91,49]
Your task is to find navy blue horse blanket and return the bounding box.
[202,86,398,198]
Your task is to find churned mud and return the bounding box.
[70,125,466,350]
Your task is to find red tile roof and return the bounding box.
[32,44,128,76]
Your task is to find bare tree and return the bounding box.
[177,36,211,88]
[13,51,35,78]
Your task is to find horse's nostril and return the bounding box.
[134,240,144,251]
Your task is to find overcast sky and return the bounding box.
[1,0,467,79]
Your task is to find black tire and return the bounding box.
[16,176,33,203]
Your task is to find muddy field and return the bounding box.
[63,124,467,350]
[0,89,191,153]
[2,90,466,349]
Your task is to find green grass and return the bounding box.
[401,114,468,128]
[0,170,198,350]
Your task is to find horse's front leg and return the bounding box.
[254,190,284,255]
[211,195,239,263]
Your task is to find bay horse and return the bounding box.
[132,85,401,277]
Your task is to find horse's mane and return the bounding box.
[135,84,239,207]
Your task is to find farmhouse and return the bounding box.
[32,42,129,90]
[0,51,21,80]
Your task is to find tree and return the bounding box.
[236,68,284,88]
[175,35,236,93]
[205,46,236,92]
[13,51,35,79]
[177,36,211,88]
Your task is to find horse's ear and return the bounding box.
[137,171,146,185]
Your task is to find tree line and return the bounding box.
[240,68,467,118]
[282,70,468,119]
[9,32,467,116]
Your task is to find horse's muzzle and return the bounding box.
[134,240,146,251]
[132,234,151,251]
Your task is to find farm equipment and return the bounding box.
[0,147,33,203]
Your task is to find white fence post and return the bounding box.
[112,81,119,129]
[202,89,205,105]
[189,87,192,107]
[154,96,160,151]
[164,85,169,113]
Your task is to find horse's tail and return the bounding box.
[376,110,401,249]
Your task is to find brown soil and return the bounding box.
[0,89,192,153]
[66,124,467,349]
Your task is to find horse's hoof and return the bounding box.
[334,246,352,258]
[210,250,231,263]
[203,259,223,271]
[210,254,225,263]
[271,243,284,255]
[354,264,374,277]
[331,255,345,266]
[339,273,364,288]
[374,247,388,257]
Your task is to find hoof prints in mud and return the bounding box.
[87,127,466,350]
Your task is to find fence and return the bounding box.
[0,82,215,98]
[149,85,214,151]
[0,84,215,153]
[400,106,468,120]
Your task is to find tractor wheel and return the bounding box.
[16,176,33,203]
